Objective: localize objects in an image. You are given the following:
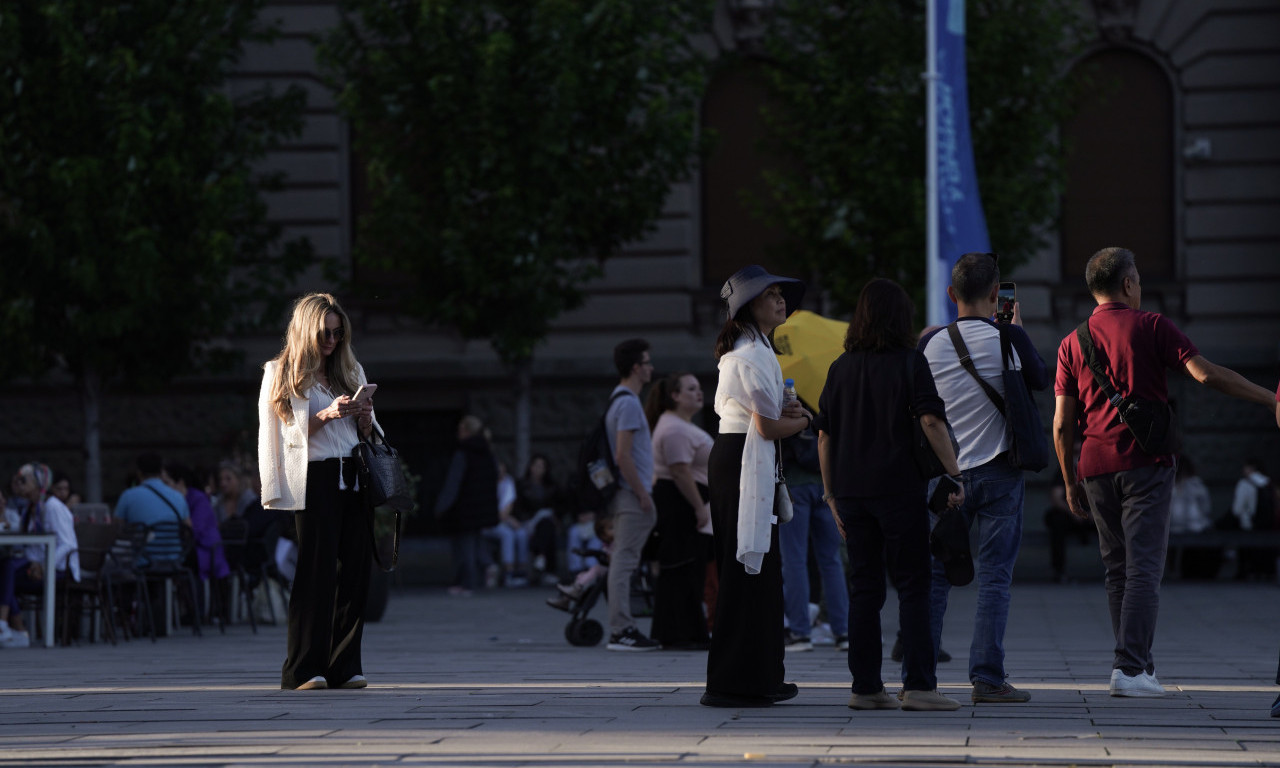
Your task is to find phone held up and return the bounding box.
[929,474,962,514]
[352,383,378,403]
[996,282,1016,324]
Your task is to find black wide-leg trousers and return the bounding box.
[281,459,372,690]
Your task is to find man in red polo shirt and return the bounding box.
[1053,246,1280,698]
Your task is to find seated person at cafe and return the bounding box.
[115,453,190,565]
[0,462,80,648]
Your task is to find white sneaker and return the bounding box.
[0,631,30,649]
[0,619,13,642]
[1110,669,1166,697]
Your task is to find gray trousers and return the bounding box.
[1081,463,1175,676]
[606,489,656,636]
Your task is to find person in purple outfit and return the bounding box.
[164,461,231,621]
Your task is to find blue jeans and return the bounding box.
[928,454,1024,687]
[779,483,849,639]
[482,523,529,568]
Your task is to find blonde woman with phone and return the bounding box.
[259,293,379,690]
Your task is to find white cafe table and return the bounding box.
[0,533,58,648]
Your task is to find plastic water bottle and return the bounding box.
[783,378,798,406]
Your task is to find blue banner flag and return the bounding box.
[930,0,990,325]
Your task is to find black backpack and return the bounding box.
[575,390,631,513]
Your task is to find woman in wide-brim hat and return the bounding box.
[701,265,813,708]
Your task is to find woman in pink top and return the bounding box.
[644,372,714,650]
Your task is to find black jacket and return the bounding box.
[434,435,499,532]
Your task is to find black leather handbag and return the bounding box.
[352,425,413,513]
[352,425,413,572]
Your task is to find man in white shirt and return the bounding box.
[1232,458,1275,580]
[918,252,1050,703]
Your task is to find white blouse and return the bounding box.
[306,381,361,461]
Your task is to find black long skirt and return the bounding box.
[704,433,785,698]
[649,478,710,647]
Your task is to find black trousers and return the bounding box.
[650,479,710,647]
[281,459,372,689]
[840,490,935,694]
[705,434,785,698]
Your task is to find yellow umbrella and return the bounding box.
[773,310,848,411]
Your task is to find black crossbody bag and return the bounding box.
[1075,321,1180,456]
[945,322,1048,472]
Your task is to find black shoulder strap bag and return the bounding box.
[1075,320,1180,456]
[945,322,1048,471]
[352,423,414,572]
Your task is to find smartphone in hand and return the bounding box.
[929,475,962,514]
[996,282,1016,324]
[352,383,378,402]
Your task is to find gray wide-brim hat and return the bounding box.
[720,265,806,320]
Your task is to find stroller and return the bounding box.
[551,547,654,647]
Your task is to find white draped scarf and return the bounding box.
[714,334,784,574]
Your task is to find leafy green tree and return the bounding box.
[0,1,311,501]
[757,0,1091,312]
[318,0,712,470]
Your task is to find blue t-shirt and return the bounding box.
[115,477,190,564]
[605,385,653,494]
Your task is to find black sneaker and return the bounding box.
[607,626,659,651]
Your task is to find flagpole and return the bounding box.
[925,0,942,327]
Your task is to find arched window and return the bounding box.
[1062,49,1174,281]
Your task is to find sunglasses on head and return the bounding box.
[319,327,345,341]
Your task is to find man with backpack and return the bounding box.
[602,338,659,651]
[918,252,1050,704]
[1053,247,1280,698]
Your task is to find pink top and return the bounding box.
[651,411,713,486]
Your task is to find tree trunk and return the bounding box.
[79,366,103,503]
[513,357,532,475]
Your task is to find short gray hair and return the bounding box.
[1085,247,1136,297]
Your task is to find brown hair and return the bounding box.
[844,278,916,353]
[643,372,693,431]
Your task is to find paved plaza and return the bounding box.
[1,578,1278,767]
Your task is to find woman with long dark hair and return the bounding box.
[701,265,812,707]
[815,278,964,711]
[258,292,378,690]
[645,372,714,650]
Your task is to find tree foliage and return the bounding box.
[0,1,311,387]
[318,0,713,363]
[758,0,1091,312]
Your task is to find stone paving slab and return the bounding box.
[0,581,1277,766]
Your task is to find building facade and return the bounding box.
[3,0,1276,531]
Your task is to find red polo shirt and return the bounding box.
[1055,302,1199,479]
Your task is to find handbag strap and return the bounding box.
[358,425,401,573]
[946,322,1006,417]
[366,505,400,572]
[1075,320,1127,413]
